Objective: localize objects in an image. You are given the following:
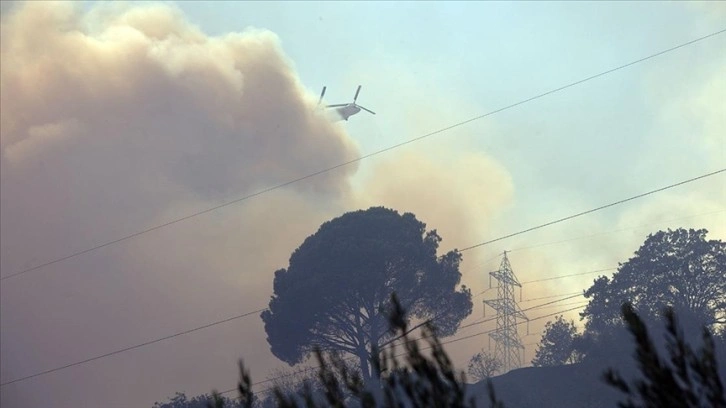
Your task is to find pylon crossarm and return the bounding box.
[489,270,522,287]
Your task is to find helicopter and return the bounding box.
[318,85,376,121]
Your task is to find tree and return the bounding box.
[531,315,582,367]
[256,365,341,408]
[467,350,502,382]
[256,368,315,408]
[581,228,725,341]
[152,392,243,408]
[241,294,501,408]
[261,207,472,382]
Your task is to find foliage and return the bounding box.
[531,315,583,367]
[467,350,502,382]
[152,392,244,408]
[255,365,348,407]
[578,228,725,361]
[161,227,726,407]
[581,228,725,337]
[168,296,725,408]
[261,207,472,381]
[241,293,504,408]
[604,303,726,408]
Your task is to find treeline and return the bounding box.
[155,296,725,408]
[154,209,725,407]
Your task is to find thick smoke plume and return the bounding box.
[0,2,521,408]
[0,2,359,407]
[0,1,359,273]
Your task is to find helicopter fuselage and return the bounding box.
[335,104,361,121]
[319,85,374,121]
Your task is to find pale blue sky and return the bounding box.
[173,1,724,230]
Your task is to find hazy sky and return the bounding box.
[1,1,724,407]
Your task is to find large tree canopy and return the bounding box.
[531,315,582,367]
[261,207,472,380]
[581,228,726,338]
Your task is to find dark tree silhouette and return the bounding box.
[581,228,725,340]
[241,294,500,408]
[152,392,243,408]
[531,315,583,367]
[467,350,502,381]
[255,367,322,408]
[604,303,726,408]
[261,207,472,381]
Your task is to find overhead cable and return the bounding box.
[458,169,725,252]
[4,29,724,282]
[224,303,588,397]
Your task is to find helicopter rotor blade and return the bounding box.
[357,105,376,115]
[353,85,361,103]
[326,103,348,108]
[318,86,327,105]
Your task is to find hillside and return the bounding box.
[469,363,622,408]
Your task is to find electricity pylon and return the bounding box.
[483,251,528,373]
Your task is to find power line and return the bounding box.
[220,303,589,398]
[436,305,587,348]
[520,292,583,303]
[520,268,616,284]
[0,308,266,387]
[507,209,725,253]
[475,267,614,295]
[526,300,589,311]
[181,198,722,397]
[476,287,494,296]
[458,293,582,332]
[376,292,586,354]
[256,294,590,395]
[0,205,638,388]
[0,247,373,385]
[461,209,724,281]
[1,175,718,385]
[466,208,724,298]
[12,178,677,384]
[392,267,608,343]
[3,29,724,282]
[520,294,584,311]
[0,277,587,390]
[0,267,362,386]
[458,169,725,252]
[0,276,458,387]
[0,263,609,387]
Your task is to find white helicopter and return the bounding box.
[318,85,376,121]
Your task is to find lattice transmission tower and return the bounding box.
[483,251,528,373]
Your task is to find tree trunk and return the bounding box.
[359,352,371,383]
[359,347,384,403]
